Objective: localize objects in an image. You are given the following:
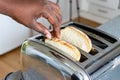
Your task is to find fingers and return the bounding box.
[42,3,62,38]
[30,1,61,38]
[49,1,62,23]
[31,20,52,39]
[51,23,60,38]
[49,1,60,13]
[42,12,60,38]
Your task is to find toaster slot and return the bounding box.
[68,23,117,43]
[89,48,98,56]
[79,54,88,63]
[89,36,108,49]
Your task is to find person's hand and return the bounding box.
[0,0,62,38]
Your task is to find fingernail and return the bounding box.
[46,34,51,39]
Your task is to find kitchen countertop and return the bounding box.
[0,47,21,79]
[98,15,120,39]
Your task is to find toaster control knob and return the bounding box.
[71,72,83,80]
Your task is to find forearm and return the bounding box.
[0,0,7,14]
[0,0,13,16]
[0,0,61,38]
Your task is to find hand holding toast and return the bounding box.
[0,0,62,38]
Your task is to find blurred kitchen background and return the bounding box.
[0,0,120,55]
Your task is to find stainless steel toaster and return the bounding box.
[21,22,120,80]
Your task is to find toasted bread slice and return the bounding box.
[61,26,92,53]
[45,38,81,61]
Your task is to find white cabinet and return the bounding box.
[89,0,119,10]
[88,0,120,19]
[88,3,120,19]
[80,0,120,23]
[0,14,31,55]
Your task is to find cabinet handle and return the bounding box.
[98,9,108,13]
[99,0,107,2]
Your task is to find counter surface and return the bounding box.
[0,47,21,79]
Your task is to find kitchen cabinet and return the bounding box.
[88,0,120,19]
[88,4,120,19]
[0,14,31,55]
[89,0,119,10]
[80,0,120,24]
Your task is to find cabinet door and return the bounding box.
[88,3,120,19]
[88,0,119,10]
[0,14,31,55]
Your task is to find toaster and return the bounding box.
[21,22,120,80]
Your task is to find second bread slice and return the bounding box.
[45,38,81,61]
